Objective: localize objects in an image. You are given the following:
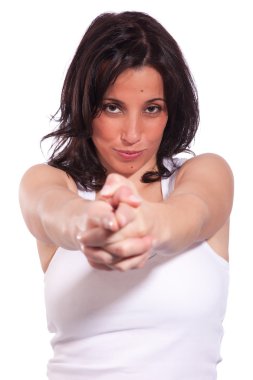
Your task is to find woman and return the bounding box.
[19,11,233,380]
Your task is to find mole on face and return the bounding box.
[140,89,144,92]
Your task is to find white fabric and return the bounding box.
[44,159,229,380]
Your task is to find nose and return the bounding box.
[121,115,141,145]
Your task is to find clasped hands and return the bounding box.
[77,174,155,272]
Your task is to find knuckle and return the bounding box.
[87,259,99,268]
[114,263,127,272]
[87,249,106,264]
[110,244,127,257]
[104,253,116,264]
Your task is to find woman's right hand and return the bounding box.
[78,176,154,271]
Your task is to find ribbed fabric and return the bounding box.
[44,159,229,379]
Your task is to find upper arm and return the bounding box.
[19,164,77,241]
[172,153,234,239]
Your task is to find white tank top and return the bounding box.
[44,160,229,380]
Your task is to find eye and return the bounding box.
[145,105,162,114]
[102,103,121,114]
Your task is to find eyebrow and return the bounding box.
[103,97,166,104]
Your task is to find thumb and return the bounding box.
[110,186,142,209]
[99,173,137,198]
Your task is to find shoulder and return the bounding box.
[20,163,77,193]
[174,152,234,220]
[176,153,233,184]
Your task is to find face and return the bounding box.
[92,66,168,177]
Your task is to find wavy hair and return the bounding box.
[42,11,199,190]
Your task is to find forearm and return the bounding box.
[37,186,90,249]
[19,164,94,250]
[152,193,209,254]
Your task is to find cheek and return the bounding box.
[93,129,116,146]
[149,124,167,144]
[92,118,118,143]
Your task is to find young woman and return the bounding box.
[19,11,233,380]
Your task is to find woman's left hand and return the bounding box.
[78,174,155,271]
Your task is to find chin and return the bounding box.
[106,164,138,177]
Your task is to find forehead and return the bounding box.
[104,66,164,97]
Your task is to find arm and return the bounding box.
[80,153,233,270]
[19,164,116,250]
[151,153,234,252]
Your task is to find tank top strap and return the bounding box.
[77,188,96,200]
[161,157,188,199]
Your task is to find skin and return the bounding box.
[92,67,168,179]
[19,66,234,272]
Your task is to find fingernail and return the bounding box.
[100,185,112,196]
[102,216,115,230]
[79,243,85,251]
[128,194,142,203]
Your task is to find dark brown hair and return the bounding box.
[42,11,199,190]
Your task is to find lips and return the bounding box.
[114,149,144,160]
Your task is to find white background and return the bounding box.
[1,0,252,379]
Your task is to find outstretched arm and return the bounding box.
[19,164,117,250]
[80,153,234,271]
[19,164,143,272]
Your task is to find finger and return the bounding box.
[111,250,151,272]
[78,226,113,247]
[97,185,131,204]
[76,211,119,247]
[98,186,141,212]
[113,202,136,228]
[85,246,122,265]
[105,235,153,258]
[87,258,114,271]
[88,212,119,232]
[100,214,119,231]
[86,200,114,221]
[99,173,137,199]
[110,186,142,209]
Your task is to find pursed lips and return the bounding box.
[113,149,145,159]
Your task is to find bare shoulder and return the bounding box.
[19,163,78,240]
[176,153,234,190]
[19,163,77,194]
[179,152,233,172]
[19,164,78,271]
